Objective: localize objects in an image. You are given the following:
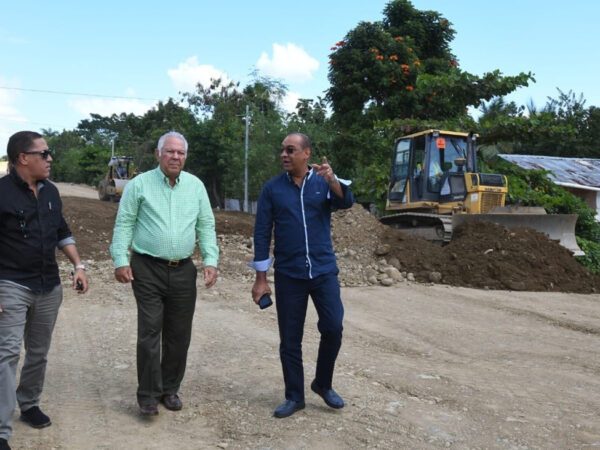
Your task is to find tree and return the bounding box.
[325,0,533,204]
[327,0,533,124]
[183,77,285,207]
[478,90,600,158]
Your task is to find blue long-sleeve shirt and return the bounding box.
[252,168,354,279]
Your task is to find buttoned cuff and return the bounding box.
[247,258,273,272]
[336,176,352,186]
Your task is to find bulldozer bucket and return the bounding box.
[451,212,583,256]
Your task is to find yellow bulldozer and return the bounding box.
[97,156,134,201]
[380,129,583,255]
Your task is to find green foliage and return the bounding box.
[576,238,600,274]
[327,0,532,126]
[478,90,600,158]
[352,160,390,212]
[183,77,285,206]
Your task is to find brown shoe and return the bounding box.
[160,394,182,411]
[139,403,159,416]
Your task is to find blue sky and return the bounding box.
[1,1,598,156]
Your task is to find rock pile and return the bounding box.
[61,197,600,293]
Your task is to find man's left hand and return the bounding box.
[73,269,89,294]
[311,156,336,184]
[204,266,218,288]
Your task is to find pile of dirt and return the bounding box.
[60,197,600,293]
[378,221,600,293]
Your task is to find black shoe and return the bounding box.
[311,380,345,409]
[139,403,159,416]
[160,394,183,411]
[273,399,305,418]
[20,406,52,429]
[0,438,11,450]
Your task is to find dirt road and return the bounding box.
[9,182,600,449]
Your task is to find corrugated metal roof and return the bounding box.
[498,154,600,191]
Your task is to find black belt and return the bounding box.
[134,252,191,268]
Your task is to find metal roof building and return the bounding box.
[499,154,600,220]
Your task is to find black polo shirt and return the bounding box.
[0,170,74,292]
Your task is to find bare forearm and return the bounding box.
[61,243,83,266]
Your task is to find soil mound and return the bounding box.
[379,221,600,293]
[331,204,599,293]
[60,197,600,293]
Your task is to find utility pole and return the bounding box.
[244,104,250,213]
[111,138,115,158]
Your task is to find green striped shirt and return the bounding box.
[110,167,219,268]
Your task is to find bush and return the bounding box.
[576,238,600,274]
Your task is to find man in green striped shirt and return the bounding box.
[110,131,219,416]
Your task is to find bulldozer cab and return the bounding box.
[388,130,478,211]
[98,156,134,201]
[108,156,133,180]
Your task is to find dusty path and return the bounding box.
[9,181,600,449]
[10,268,600,449]
[54,181,99,200]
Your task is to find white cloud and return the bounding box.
[167,56,230,92]
[281,91,301,113]
[68,96,153,117]
[256,43,319,83]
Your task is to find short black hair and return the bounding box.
[288,132,312,151]
[7,131,43,164]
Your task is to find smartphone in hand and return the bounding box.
[258,293,273,309]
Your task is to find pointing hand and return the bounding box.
[311,156,335,184]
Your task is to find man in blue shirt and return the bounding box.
[251,132,353,418]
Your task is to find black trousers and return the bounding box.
[130,253,197,406]
[274,271,344,402]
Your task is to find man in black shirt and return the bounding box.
[0,131,88,450]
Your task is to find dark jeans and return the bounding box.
[130,253,197,406]
[274,271,344,402]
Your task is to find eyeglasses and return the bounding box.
[282,145,300,155]
[23,149,53,160]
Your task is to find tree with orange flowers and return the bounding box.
[327,0,533,125]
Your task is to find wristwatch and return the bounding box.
[74,264,86,271]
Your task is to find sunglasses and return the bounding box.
[24,149,53,160]
[282,145,300,155]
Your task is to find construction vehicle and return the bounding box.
[380,130,583,255]
[97,156,134,201]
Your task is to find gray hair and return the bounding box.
[157,131,188,155]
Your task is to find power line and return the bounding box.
[0,115,74,129]
[0,85,162,102]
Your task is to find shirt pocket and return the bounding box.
[40,205,61,230]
